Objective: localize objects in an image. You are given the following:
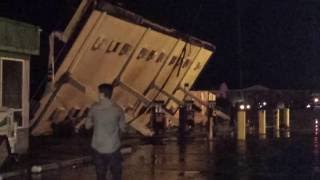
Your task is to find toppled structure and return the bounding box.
[31,2,215,136]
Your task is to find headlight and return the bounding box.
[314,98,319,103]
[239,105,245,110]
[246,105,251,109]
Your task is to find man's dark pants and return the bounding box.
[93,149,122,180]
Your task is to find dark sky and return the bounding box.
[1,0,320,90]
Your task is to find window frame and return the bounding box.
[0,57,26,129]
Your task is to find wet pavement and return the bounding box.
[3,110,320,180]
[3,130,320,180]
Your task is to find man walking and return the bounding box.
[85,83,126,180]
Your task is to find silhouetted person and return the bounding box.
[85,83,126,180]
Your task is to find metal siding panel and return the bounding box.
[153,44,201,109]
[144,41,185,102]
[181,49,213,88]
[55,11,104,81]
[31,9,214,136]
[120,30,177,93]
[113,30,177,112]
[166,49,212,112]
[71,16,147,88]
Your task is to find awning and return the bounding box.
[0,17,41,56]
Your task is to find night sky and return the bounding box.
[1,0,320,91]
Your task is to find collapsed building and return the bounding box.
[30,1,219,137]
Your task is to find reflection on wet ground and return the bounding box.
[5,131,320,180]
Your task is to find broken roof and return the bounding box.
[96,2,216,51]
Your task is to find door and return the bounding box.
[0,58,24,128]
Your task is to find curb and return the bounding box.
[0,147,132,179]
[31,156,92,173]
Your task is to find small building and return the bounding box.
[0,17,40,153]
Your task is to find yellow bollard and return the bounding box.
[258,110,266,135]
[283,108,290,129]
[274,109,280,131]
[237,110,246,140]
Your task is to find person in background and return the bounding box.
[85,83,126,180]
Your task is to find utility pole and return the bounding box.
[236,0,244,96]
